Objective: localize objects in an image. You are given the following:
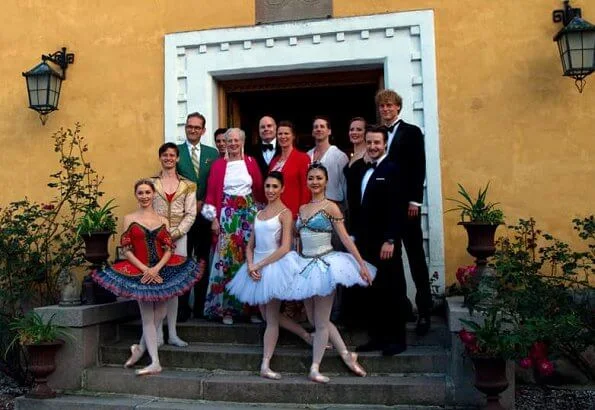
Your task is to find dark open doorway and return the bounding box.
[218,69,382,154]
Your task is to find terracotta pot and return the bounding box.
[24,339,65,399]
[80,231,112,265]
[471,356,509,410]
[459,222,500,268]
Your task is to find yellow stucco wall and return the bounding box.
[1,1,593,284]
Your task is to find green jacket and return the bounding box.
[176,142,219,201]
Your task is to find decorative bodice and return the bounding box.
[296,210,333,258]
[254,213,282,255]
[120,223,173,266]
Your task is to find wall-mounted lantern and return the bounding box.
[553,1,595,92]
[22,47,75,124]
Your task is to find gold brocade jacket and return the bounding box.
[151,173,197,241]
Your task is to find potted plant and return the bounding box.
[447,183,504,272]
[77,199,118,304]
[5,311,70,399]
[77,199,117,264]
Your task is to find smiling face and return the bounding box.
[378,101,400,125]
[259,116,277,144]
[307,168,328,195]
[312,118,331,143]
[135,183,155,208]
[159,147,178,170]
[349,119,366,145]
[185,116,206,145]
[365,131,387,161]
[215,133,227,155]
[226,130,243,158]
[277,126,295,149]
[264,175,284,203]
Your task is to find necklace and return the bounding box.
[310,197,326,204]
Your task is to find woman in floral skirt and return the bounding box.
[201,128,264,324]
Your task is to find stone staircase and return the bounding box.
[82,317,450,407]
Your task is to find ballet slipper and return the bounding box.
[134,362,162,376]
[308,366,330,384]
[124,344,145,368]
[168,335,188,347]
[260,367,282,380]
[339,351,366,377]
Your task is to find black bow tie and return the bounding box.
[387,120,401,133]
[365,161,377,170]
[262,143,274,152]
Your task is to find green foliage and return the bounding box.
[0,123,112,381]
[4,312,70,357]
[76,199,118,235]
[461,217,594,379]
[446,182,504,224]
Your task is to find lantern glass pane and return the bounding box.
[27,76,39,106]
[48,75,61,108]
[584,31,595,70]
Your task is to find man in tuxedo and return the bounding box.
[176,112,219,320]
[375,89,432,336]
[251,115,281,176]
[347,125,408,356]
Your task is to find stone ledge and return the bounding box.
[446,296,486,332]
[34,299,138,328]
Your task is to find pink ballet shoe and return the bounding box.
[340,351,366,377]
[134,363,162,376]
[260,367,282,380]
[308,366,330,384]
[124,344,145,368]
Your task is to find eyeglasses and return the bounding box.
[185,125,203,131]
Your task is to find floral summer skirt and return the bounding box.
[203,193,257,319]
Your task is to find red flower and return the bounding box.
[456,265,477,286]
[42,203,55,211]
[529,341,548,360]
[459,329,477,345]
[519,357,533,369]
[536,359,555,376]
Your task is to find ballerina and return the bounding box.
[227,171,314,380]
[92,179,202,376]
[283,162,376,383]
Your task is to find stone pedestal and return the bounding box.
[446,296,515,409]
[34,300,139,390]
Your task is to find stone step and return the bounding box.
[100,342,447,374]
[118,317,449,347]
[83,366,447,406]
[15,392,445,410]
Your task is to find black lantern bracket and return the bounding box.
[42,47,75,79]
[552,0,582,25]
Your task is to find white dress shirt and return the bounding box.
[307,145,349,202]
[262,139,277,166]
[186,141,201,159]
[386,119,400,150]
[361,153,388,203]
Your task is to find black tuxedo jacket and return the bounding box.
[346,158,402,256]
[248,141,282,177]
[387,120,426,205]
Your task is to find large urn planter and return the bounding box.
[80,231,116,304]
[459,222,501,275]
[471,356,509,410]
[24,339,65,399]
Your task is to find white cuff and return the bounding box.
[201,204,217,221]
[409,201,422,207]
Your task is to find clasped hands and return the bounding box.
[248,263,262,282]
[141,266,163,284]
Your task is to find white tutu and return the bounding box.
[227,250,299,305]
[280,250,377,301]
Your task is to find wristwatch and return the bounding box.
[386,239,395,245]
